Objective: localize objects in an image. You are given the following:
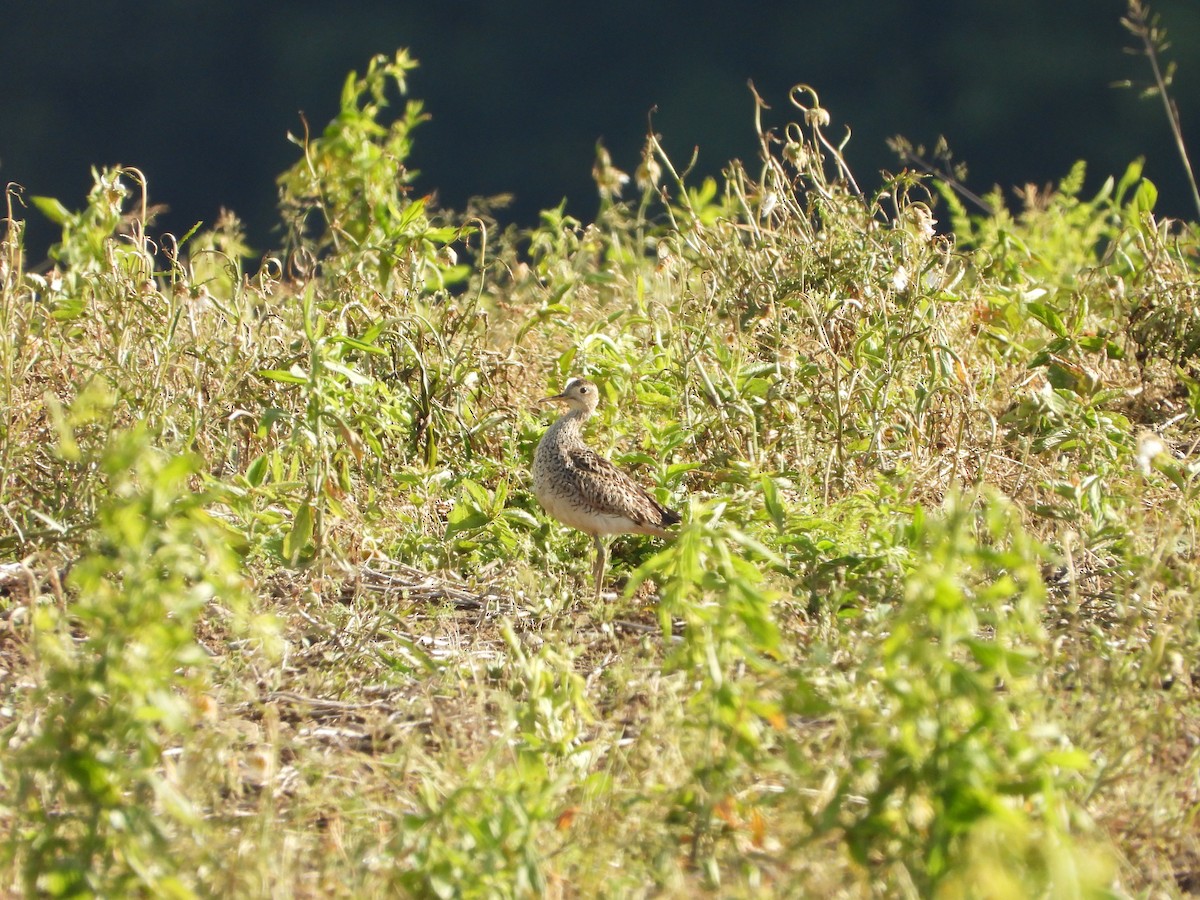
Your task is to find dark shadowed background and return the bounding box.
[3,0,1198,259]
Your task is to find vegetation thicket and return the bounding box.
[2,8,1199,896]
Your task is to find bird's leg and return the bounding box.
[592,534,607,601]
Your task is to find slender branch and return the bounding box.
[1123,0,1200,219]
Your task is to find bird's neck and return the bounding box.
[550,408,588,439]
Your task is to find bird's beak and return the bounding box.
[538,392,567,406]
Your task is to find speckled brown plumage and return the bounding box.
[532,378,680,599]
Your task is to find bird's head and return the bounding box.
[539,377,600,414]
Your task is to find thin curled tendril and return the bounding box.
[788,84,862,199]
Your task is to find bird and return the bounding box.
[532,377,681,600]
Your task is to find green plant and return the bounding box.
[251,284,393,565]
[32,166,148,275]
[811,493,1095,893]
[3,396,249,897]
[276,49,469,291]
[627,501,785,883]
[443,477,540,566]
[394,756,562,899]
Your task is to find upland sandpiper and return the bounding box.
[532,378,681,600]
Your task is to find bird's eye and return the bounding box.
[579,385,588,393]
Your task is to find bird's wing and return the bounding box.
[566,446,680,530]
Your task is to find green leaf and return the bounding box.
[444,509,492,542]
[460,478,491,509]
[666,461,703,479]
[724,526,784,567]
[1114,157,1144,206]
[760,474,787,532]
[963,638,1035,675]
[283,502,314,562]
[245,455,269,487]
[258,368,309,385]
[375,632,438,674]
[330,334,389,355]
[1027,301,1066,338]
[29,508,70,534]
[257,408,292,437]
[322,359,371,385]
[1077,335,1124,358]
[394,196,427,233]
[422,226,460,243]
[31,195,71,225]
[1132,178,1158,214]
[1043,748,1092,771]
[501,508,540,530]
[339,69,359,111]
